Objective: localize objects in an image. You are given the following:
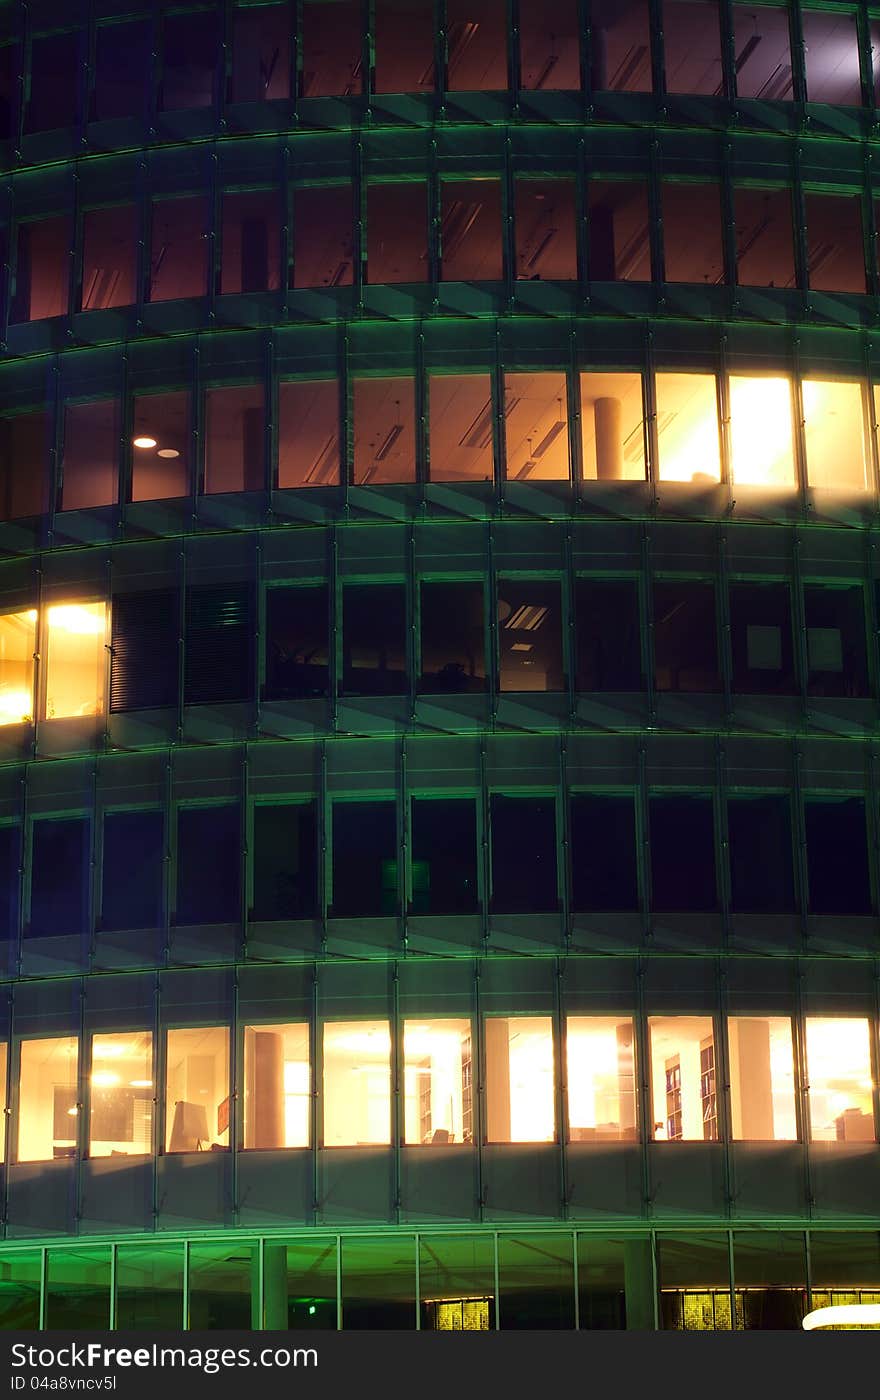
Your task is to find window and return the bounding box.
[117,1244,182,1328]
[729,582,796,694]
[497,579,564,691]
[176,806,240,924]
[580,371,646,480]
[498,1235,574,1330]
[649,1016,718,1141]
[728,375,796,488]
[341,583,407,695]
[17,1037,78,1162]
[92,19,151,121]
[445,0,507,90]
[61,400,119,510]
[519,0,580,88]
[11,216,70,321]
[410,797,479,914]
[352,377,416,484]
[803,584,868,697]
[110,590,178,712]
[727,795,795,913]
[514,180,577,281]
[26,32,80,133]
[148,197,209,303]
[805,193,866,295]
[45,1248,111,1330]
[804,1019,875,1142]
[220,191,281,294]
[655,374,721,483]
[101,811,164,931]
[165,1028,230,1151]
[588,181,651,281]
[440,180,503,280]
[569,794,639,912]
[484,1017,554,1143]
[204,385,265,493]
[264,586,329,699]
[89,1031,153,1157]
[657,1235,731,1328]
[734,187,795,289]
[251,802,318,920]
[159,11,218,111]
[331,801,397,917]
[374,0,434,92]
[804,797,872,915]
[588,0,650,90]
[367,184,428,283]
[428,373,494,482]
[322,1022,391,1146]
[802,9,862,105]
[663,0,722,94]
[80,206,137,311]
[0,610,36,725]
[649,795,716,912]
[802,380,870,492]
[229,5,291,102]
[728,1017,796,1141]
[404,1020,473,1143]
[732,4,793,100]
[418,581,486,693]
[278,380,340,487]
[242,1023,309,1149]
[292,187,353,288]
[420,1236,495,1330]
[662,183,725,285]
[0,44,15,141]
[301,0,363,96]
[653,580,720,691]
[503,372,570,480]
[490,794,557,913]
[45,603,109,719]
[188,1245,252,1328]
[0,826,20,945]
[131,392,190,501]
[0,1043,5,1161]
[567,1017,637,1142]
[575,579,642,689]
[0,410,50,519]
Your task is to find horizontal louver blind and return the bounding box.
[110,590,179,712]
[184,583,254,704]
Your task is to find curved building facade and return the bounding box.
[0,0,879,1331]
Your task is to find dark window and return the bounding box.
[176,806,240,923]
[30,817,89,938]
[649,795,716,912]
[92,20,151,121]
[570,794,639,912]
[0,826,20,942]
[653,581,720,693]
[498,579,565,692]
[734,187,796,289]
[230,5,291,102]
[418,581,486,693]
[352,377,417,484]
[490,794,558,913]
[411,798,479,914]
[662,183,725,284]
[802,9,862,105]
[588,181,651,282]
[663,0,722,94]
[278,380,340,488]
[102,810,164,930]
[367,184,428,283]
[805,193,866,295]
[805,797,872,915]
[332,801,397,916]
[0,411,50,519]
[292,186,354,288]
[727,795,795,913]
[729,582,796,695]
[61,399,119,511]
[445,0,508,90]
[264,587,329,699]
[514,179,577,281]
[374,0,434,92]
[184,584,255,705]
[575,579,642,690]
[440,180,503,281]
[519,0,581,89]
[732,4,793,99]
[149,196,209,302]
[26,32,80,133]
[252,802,318,920]
[131,391,191,501]
[804,584,868,698]
[80,205,137,310]
[588,0,651,91]
[220,191,281,294]
[341,583,407,696]
[11,215,71,322]
[160,11,218,111]
[0,43,18,139]
[204,385,265,493]
[110,591,179,712]
[301,0,363,96]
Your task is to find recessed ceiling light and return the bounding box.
[132,436,157,449]
[157,448,180,459]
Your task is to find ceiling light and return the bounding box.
[129,1079,153,1089]
[374,422,404,462]
[803,1304,880,1330]
[504,604,548,631]
[132,436,157,450]
[157,448,180,459]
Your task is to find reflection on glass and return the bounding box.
[566,1016,637,1142]
[519,0,580,89]
[504,372,570,481]
[655,373,721,483]
[658,1234,733,1330]
[733,1232,807,1331]
[734,188,795,288]
[403,1020,472,1145]
[188,1245,254,1330]
[802,10,862,105]
[0,610,36,726]
[322,1021,391,1147]
[353,377,416,485]
[498,1234,575,1329]
[589,0,650,91]
[420,1234,494,1330]
[804,1018,875,1143]
[45,602,107,720]
[580,372,646,480]
[428,374,494,482]
[18,1036,78,1163]
[242,1023,310,1150]
[341,1237,416,1329]
[89,1031,153,1157]
[729,376,796,488]
[649,1016,717,1142]
[164,1027,230,1152]
[131,391,190,501]
[803,380,869,491]
[485,1016,554,1143]
[732,5,793,99]
[805,193,866,294]
[116,1245,184,1330]
[279,1238,338,1330]
[45,1248,111,1331]
[0,1250,41,1329]
[728,1017,796,1141]
[278,380,340,488]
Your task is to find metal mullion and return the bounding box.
[558,733,573,951]
[715,956,734,1234]
[182,1238,190,1331]
[291,0,302,108]
[311,966,319,1223]
[241,740,251,960]
[501,138,515,301]
[87,755,100,973]
[554,956,569,1223]
[857,4,875,116]
[415,324,428,500]
[492,1229,500,1329]
[109,1243,117,1331]
[38,1246,47,1332]
[231,966,240,1227]
[642,516,657,729]
[790,737,810,948]
[340,323,353,502]
[788,0,807,108]
[647,0,665,103]
[335,1230,342,1330]
[75,976,86,1235]
[635,955,653,1226]
[391,959,402,1223]
[718,0,736,101]
[491,326,505,507]
[354,133,366,312]
[151,970,161,1230]
[870,948,880,1160]
[436,0,449,110]
[406,522,416,727]
[793,960,814,1219]
[716,519,733,720]
[715,735,732,950]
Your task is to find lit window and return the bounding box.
[367,183,429,283]
[352,377,416,485]
[131,391,190,501]
[733,188,795,289]
[0,610,36,726]
[374,0,434,93]
[403,1019,473,1144]
[440,180,503,281]
[80,206,137,311]
[802,380,870,492]
[301,0,363,96]
[728,1016,797,1141]
[11,216,70,322]
[655,373,721,484]
[519,0,581,89]
[663,0,722,95]
[804,193,866,295]
[89,1031,153,1158]
[148,196,209,303]
[588,182,651,281]
[165,1027,230,1152]
[729,376,796,488]
[322,1021,391,1146]
[566,1016,637,1142]
[445,0,507,90]
[649,1016,718,1141]
[661,183,725,284]
[514,180,577,281]
[44,602,108,720]
[580,372,646,480]
[497,580,564,693]
[804,1018,875,1143]
[503,372,570,481]
[18,1036,78,1163]
[204,385,265,494]
[732,4,793,99]
[219,190,281,294]
[242,1023,310,1150]
[278,380,340,488]
[428,374,494,483]
[802,10,862,105]
[484,1016,554,1143]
